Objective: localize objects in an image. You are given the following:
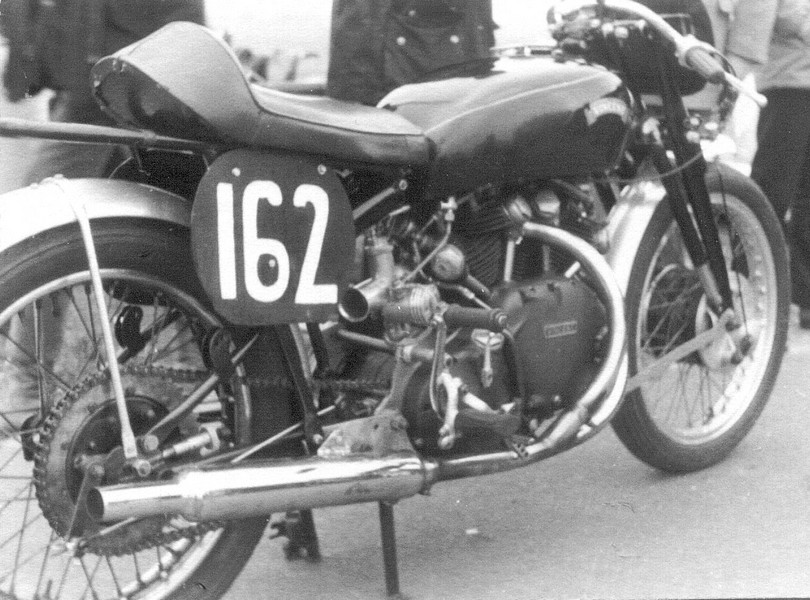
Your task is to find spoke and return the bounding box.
[54,546,72,600]
[105,555,125,599]
[146,294,163,367]
[0,511,45,552]
[85,285,103,361]
[9,480,35,593]
[79,554,103,600]
[64,285,102,367]
[0,443,24,474]
[661,367,682,425]
[32,299,48,413]
[132,551,144,587]
[157,334,197,363]
[686,366,706,427]
[34,530,58,600]
[0,424,25,447]
[0,332,73,395]
[0,542,63,586]
[148,318,195,363]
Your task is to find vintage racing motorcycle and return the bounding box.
[0,0,790,598]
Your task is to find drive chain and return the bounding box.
[36,364,390,557]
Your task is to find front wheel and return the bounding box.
[613,163,790,472]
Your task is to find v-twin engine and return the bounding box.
[88,218,627,525]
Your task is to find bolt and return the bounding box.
[87,463,106,481]
[133,459,152,478]
[140,434,160,453]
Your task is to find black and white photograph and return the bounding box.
[0,1,808,598]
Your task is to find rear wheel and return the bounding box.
[0,219,294,600]
[613,163,790,472]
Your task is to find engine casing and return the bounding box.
[493,275,607,406]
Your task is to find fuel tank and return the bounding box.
[380,55,633,198]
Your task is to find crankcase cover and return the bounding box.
[494,276,606,402]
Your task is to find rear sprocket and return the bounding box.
[33,365,210,556]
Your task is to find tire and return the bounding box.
[612,163,790,472]
[0,219,295,600]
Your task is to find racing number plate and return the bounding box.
[191,150,355,325]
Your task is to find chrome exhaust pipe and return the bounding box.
[88,451,433,523]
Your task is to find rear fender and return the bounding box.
[0,177,308,440]
[0,177,191,254]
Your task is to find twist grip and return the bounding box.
[684,46,726,84]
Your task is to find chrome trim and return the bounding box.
[90,452,435,523]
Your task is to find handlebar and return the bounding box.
[550,0,768,108]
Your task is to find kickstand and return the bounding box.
[379,501,401,597]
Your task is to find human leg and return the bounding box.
[750,89,810,221]
[751,89,810,323]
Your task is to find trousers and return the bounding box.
[750,87,810,309]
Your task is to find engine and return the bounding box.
[336,180,610,454]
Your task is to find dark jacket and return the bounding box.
[327,0,495,105]
[2,0,205,102]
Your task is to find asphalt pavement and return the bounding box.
[219,308,810,600]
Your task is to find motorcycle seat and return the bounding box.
[91,22,431,168]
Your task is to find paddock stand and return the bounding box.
[271,503,404,597]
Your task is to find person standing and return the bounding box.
[748,0,810,326]
[702,0,777,171]
[2,0,206,183]
[327,0,496,105]
[0,0,205,404]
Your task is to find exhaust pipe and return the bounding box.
[88,451,433,523]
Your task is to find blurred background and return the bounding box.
[0,1,557,192]
[204,0,555,84]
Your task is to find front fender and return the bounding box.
[0,177,191,254]
[604,178,666,296]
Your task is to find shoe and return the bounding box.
[800,308,810,329]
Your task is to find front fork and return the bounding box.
[646,41,734,314]
[648,139,733,312]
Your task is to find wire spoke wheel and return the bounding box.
[613,164,790,472]
[0,221,286,600]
